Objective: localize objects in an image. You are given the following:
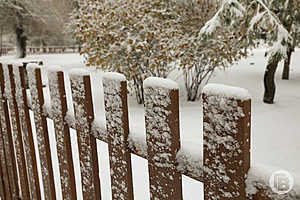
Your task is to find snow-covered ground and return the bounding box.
[1,49,300,199]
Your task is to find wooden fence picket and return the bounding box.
[48,67,77,200]
[144,77,183,200]
[0,142,4,198]
[0,63,19,199]
[4,64,31,199]
[27,65,56,200]
[12,64,41,200]
[0,120,10,200]
[103,73,134,200]
[0,157,4,199]
[69,69,101,200]
[202,84,251,200]
[0,65,12,200]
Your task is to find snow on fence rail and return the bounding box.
[0,62,299,200]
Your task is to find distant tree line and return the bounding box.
[0,0,77,58]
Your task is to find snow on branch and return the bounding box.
[200,0,293,62]
[200,0,246,35]
[249,11,266,31]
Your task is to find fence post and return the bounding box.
[103,72,134,200]
[144,77,183,200]
[0,64,12,200]
[4,64,31,199]
[0,63,19,199]
[47,67,77,199]
[202,84,251,200]
[12,63,42,199]
[0,150,5,199]
[27,65,56,200]
[69,69,101,200]
[0,117,10,200]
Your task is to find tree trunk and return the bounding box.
[133,77,144,104]
[187,83,200,101]
[263,58,280,104]
[282,48,293,80]
[0,27,3,57]
[15,26,27,58]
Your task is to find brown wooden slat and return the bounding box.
[4,64,31,199]
[144,78,183,200]
[202,88,251,200]
[69,71,101,200]
[103,73,134,200]
[0,155,5,199]
[0,63,19,199]
[27,65,56,200]
[0,119,10,200]
[13,64,42,199]
[48,69,77,199]
[0,64,12,200]
[0,153,5,199]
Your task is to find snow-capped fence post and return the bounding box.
[27,65,56,200]
[202,84,251,200]
[69,69,101,200]
[12,63,42,199]
[144,77,183,200]
[0,63,19,199]
[4,64,31,199]
[103,72,134,200]
[47,67,77,200]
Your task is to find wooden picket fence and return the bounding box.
[0,62,293,200]
[26,46,80,54]
[0,46,80,57]
[0,47,15,56]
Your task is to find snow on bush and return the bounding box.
[70,0,240,102]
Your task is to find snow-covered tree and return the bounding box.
[71,0,180,103]
[200,0,300,103]
[170,0,249,101]
[71,0,243,103]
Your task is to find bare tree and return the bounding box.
[0,0,75,57]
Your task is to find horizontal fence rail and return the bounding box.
[0,46,80,56]
[0,61,299,200]
[0,47,15,56]
[26,46,81,54]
